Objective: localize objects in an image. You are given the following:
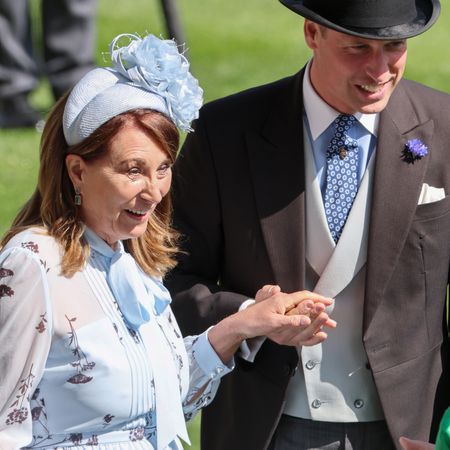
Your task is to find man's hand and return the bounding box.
[255,284,337,329]
[399,437,435,450]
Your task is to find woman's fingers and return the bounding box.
[269,311,332,347]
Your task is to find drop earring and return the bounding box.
[74,187,81,206]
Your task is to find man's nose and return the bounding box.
[365,49,390,80]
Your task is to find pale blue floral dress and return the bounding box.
[0,228,232,449]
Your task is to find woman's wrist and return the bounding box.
[207,313,247,363]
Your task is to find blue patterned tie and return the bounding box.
[324,114,359,242]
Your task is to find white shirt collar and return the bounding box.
[302,60,379,140]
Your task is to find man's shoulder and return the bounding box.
[399,79,450,110]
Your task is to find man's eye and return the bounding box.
[351,45,367,51]
[388,41,406,50]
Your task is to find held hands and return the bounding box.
[252,285,336,346]
[208,285,337,364]
[256,285,336,324]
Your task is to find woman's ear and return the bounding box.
[65,154,85,187]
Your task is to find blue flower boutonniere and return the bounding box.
[402,139,428,164]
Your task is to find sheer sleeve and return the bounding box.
[0,247,52,449]
[182,330,233,422]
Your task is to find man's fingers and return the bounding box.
[285,302,337,329]
[271,325,327,347]
[399,437,435,450]
[285,314,311,327]
[299,331,328,346]
[290,290,334,305]
[270,311,333,346]
[255,284,281,302]
[286,300,313,316]
[309,311,331,333]
[285,292,334,313]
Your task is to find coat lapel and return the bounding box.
[246,70,306,292]
[364,82,434,328]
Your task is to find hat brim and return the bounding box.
[279,0,441,40]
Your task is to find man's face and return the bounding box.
[304,20,408,114]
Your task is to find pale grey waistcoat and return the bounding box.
[283,124,384,422]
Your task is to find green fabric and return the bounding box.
[436,408,450,450]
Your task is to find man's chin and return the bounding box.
[358,100,390,114]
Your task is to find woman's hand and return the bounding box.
[399,437,435,450]
[208,288,336,363]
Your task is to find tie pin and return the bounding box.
[339,147,347,160]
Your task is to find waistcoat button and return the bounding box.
[305,360,316,370]
[311,399,322,409]
[354,399,364,409]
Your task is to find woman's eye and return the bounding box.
[127,167,141,178]
[158,163,171,175]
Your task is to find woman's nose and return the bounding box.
[140,178,162,203]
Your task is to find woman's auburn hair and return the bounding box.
[0,92,180,278]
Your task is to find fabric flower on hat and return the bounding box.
[110,33,203,132]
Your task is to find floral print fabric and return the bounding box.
[0,228,231,450]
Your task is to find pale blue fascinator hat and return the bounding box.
[63,33,203,146]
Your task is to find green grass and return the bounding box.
[1,1,449,446]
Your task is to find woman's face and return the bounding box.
[67,123,172,247]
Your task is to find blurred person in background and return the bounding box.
[0,0,97,128]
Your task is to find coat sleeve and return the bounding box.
[165,116,249,336]
[0,247,52,449]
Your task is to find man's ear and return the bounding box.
[65,154,85,187]
[304,20,321,50]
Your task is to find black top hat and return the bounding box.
[279,0,440,39]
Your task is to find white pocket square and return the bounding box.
[418,183,446,205]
